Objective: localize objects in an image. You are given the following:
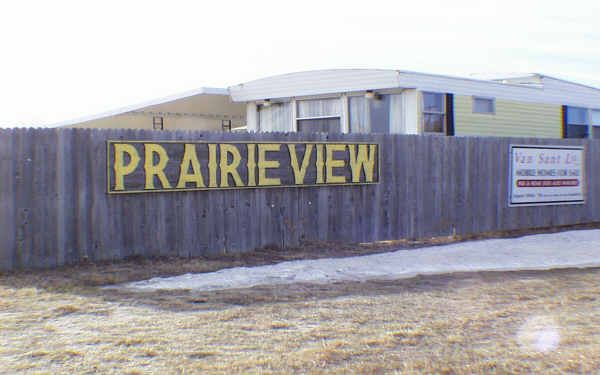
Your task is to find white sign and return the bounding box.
[508,145,585,206]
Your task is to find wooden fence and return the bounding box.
[0,128,598,271]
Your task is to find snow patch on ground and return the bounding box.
[109,229,600,292]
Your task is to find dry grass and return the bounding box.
[1,224,600,374]
[2,270,600,374]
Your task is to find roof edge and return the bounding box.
[51,87,229,127]
[228,68,548,102]
[538,74,600,92]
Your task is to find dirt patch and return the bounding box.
[2,222,599,294]
[1,266,600,374]
[1,224,600,374]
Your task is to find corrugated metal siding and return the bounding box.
[454,95,562,138]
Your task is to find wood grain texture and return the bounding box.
[0,128,598,270]
[0,129,16,270]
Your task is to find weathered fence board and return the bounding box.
[0,130,15,270]
[0,128,598,271]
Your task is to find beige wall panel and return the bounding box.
[63,93,246,130]
[454,95,562,138]
[67,114,242,131]
[144,94,246,118]
[168,117,231,131]
[66,115,154,129]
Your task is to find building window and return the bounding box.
[153,116,164,130]
[592,110,600,139]
[369,94,391,133]
[296,98,342,133]
[473,96,495,114]
[565,106,588,138]
[221,119,232,132]
[422,92,445,134]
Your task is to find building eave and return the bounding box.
[51,87,230,127]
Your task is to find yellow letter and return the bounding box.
[288,144,313,184]
[316,144,324,184]
[326,144,347,183]
[258,144,281,186]
[176,144,205,188]
[113,143,140,191]
[207,144,217,188]
[144,143,171,189]
[348,144,377,182]
[247,144,256,187]
[220,144,244,187]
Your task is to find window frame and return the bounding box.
[472,96,496,115]
[566,106,588,125]
[591,109,600,139]
[564,106,590,139]
[152,116,164,130]
[296,117,342,133]
[422,91,446,135]
[295,97,343,133]
[591,109,600,126]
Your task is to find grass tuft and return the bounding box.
[2,225,600,374]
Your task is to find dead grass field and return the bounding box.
[1,225,600,374]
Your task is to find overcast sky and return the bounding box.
[1,0,599,127]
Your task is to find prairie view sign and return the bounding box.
[508,145,584,206]
[107,141,379,194]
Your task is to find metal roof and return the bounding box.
[228,69,600,108]
[52,87,229,127]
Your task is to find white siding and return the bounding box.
[341,96,349,133]
[246,102,258,132]
[389,94,404,134]
[404,90,419,134]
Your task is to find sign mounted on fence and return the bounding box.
[107,140,380,194]
[508,145,585,206]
